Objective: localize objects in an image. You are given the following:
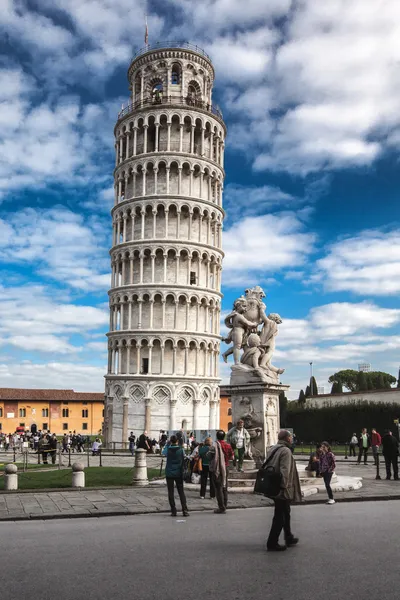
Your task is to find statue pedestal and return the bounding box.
[226,381,289,464]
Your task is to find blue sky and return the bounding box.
[1,0,400,397]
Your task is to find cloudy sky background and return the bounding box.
[1,0,400,397]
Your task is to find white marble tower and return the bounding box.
[104,42,226,445]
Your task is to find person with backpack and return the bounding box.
[320,442,336,504]
[165,434,189,517]
[265,429,301,552]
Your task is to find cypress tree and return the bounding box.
[310,376,318,395]
[298,389,306,404]
[305,385,311,397]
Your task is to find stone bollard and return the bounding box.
[132,448,149,487]
[71,462,85,488]
[5,463,18,491]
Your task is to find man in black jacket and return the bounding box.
[381,430,399,480]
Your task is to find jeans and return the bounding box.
[384,455,399,479]
[358,447,369,464]
[166,477,188,514]
[234,447,245,470]
[372,445,379,464]
[349,444,356,457]
[322,472,334,500]
[267,499,293,547]
[212,467,229,510]
[200,465,215,498]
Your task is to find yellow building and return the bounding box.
[0,389,104,436]
[219,386,233,432]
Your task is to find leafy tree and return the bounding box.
[357,371,368,391]
[384,379,392,389]
[368,371,396,389]
[377,374,385,389]
[331,381,343,394]
[328,369,359,392]
[305,385,311,397]
[298,389,306,404]
[328,369,396,392]
[310,376,318,396]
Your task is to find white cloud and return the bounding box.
[315,229,400,295]
[222,213,316,286]
[0,361,105,392]
[0,208,110,290]
[224,183,298,222]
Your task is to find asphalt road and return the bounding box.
[2,502,399,599]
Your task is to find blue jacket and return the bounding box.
[165,444,185,478]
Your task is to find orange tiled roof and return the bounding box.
[0,388,104,402]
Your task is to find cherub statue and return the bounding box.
[258,313,285,376]
[222,298,258,365]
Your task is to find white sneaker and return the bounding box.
[326,499,335,505]
[200,496,205,499]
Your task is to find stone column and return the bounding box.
[71,463,85,488]
[167,122,171,151]
[4,464,18,490]
[144,398,152,432]
[209,400,217,430]
[155,123,160,152]
[193,399,201,430]
[121,396,129,448]
[179,123,184,152]
[170,399,177,430]
[132,449,149,486]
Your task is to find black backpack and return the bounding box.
[254,446,283,498]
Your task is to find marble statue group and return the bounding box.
[222,286,284,385]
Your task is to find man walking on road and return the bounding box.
[266,429,302,552]
[227,420,250,472]
[357,428,371,465]
[381,430,399,480]
[208,430,234,514]
[371,428,382,466]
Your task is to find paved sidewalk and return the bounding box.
[0,461,399,521]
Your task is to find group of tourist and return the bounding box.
[348,427,399,479]
[164,428,234,516]
[163,427,307,551]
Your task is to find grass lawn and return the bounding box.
[294,444,348,455]
[0,467,162,490]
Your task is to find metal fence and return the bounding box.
[118,95,223,121]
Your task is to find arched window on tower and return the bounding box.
[171,63,180,85]
[187,81,201,107]
[152,82,163,104]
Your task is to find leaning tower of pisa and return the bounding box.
[104,42,226,445]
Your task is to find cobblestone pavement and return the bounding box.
[0,458,399,521]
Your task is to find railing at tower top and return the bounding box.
[118,95,223,121]
[131,41,211,61]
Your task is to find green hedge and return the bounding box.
[285,401,400,443]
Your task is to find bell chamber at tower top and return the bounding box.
[117,42,224,124]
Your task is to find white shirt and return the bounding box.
[236,429,245,449]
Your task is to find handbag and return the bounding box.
[254,446,283,498]
[197,457,203,472]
